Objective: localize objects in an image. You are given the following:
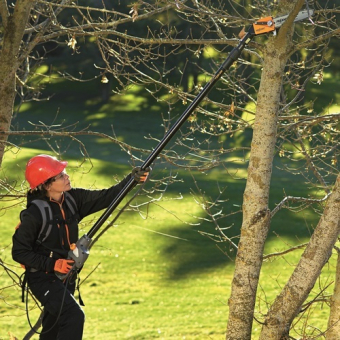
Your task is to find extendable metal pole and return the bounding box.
[87,29,255,239]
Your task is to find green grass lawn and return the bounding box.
[1,145,336,339]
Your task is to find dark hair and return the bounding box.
[27,176,55,199]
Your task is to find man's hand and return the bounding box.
[132,167,151,184]
[54,259,75,276]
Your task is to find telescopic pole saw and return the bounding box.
[57,9,312,280]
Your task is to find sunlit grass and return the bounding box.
[323,103,340,115]
[241,102,256,125]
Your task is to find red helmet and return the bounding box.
[25,154,68,189]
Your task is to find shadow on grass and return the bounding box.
[157,206,319,281]
[152,161,323,281]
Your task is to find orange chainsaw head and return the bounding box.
[253,16,275,35]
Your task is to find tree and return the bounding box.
[0,0,339,339]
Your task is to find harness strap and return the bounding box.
[64,192,78,217]
[32,200,53,246]
[31,193,79,247]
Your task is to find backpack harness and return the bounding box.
[20,192,82,303]
[21,191,78,248]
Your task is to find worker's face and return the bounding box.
[47,171,72,193]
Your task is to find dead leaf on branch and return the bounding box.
[101,75,109,83]
[129,5,138,22]
[313,70,324,85]
[67,35,77,51]
[224,102,235,116]
[175,0,182,9]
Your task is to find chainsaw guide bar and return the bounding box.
[253,9,313,35]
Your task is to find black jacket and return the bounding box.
[12,175,131,273]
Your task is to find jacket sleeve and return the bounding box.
[12,208,56,272]
[70,173,132,220]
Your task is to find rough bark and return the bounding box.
[260,174,340,339]
[325,248,340,340]
[0,0,34,167]
[225,28,293,340]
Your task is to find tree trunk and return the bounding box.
[225,1,306,337]
[260,174,340,339]
[326,249,340,340]
[0,0,34,167]
[226,29,293,340]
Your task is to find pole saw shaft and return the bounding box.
[87,29,255,240]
